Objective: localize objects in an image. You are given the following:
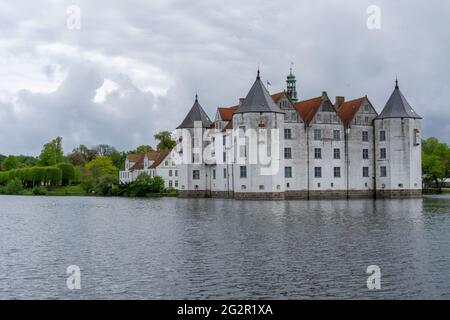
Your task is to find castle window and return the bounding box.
[192,170,200,180]
[380,166,387,177]
[362,131,369,142]
[175,170,178,177]
[284,128,292,139]
[241,185,246,190]
[363,149,369,159]
[223,152,226,163]
[223,135,226,146]
[165,161,169,166]
[314,148,322,159]
[285,167,292,178]
[169,180,173,188]
[284,148,292,159]
[314,129,322,140]
[364,116,369,124]
[223,168,227,179]
[363,167,369,177]
[169,170,172,177]
[333,148,340,159]
[398,184,403,188]
[240,166,247,178]
[316,114,322,123]
[212,169,216,180]
[286,183,290,188]
[259,185,265,190]
[334,167,341,178]
[239,126,246,138]
[240,145,247,158]
[364,104,369,112]
[380,130,386,141]
[175,181,178,187]
[314,167,322,178]
[333,130,341,141]
[380,148,387,159]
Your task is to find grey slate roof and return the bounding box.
[376,82,422,120]
[234,71,283,114]
[177,95,213,129]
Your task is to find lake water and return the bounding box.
[1,195,450,299]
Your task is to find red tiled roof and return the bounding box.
[127,151,161,171]
[150,149,172,169]
[271,91,287,103]
[223,121,233,131]
[217,92,287,122]
[218,106,238,121]
[294,96,323,125]
[337,97,366,127]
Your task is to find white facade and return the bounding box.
[119,150,179,190]
[174,72,422,199]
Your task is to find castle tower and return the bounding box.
[176,94,213,197]
[286,65,298,103]
[232,70,286,199]
[374,80,422,198]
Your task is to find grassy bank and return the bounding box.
[0,184,178,198]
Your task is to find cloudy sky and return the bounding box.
[0,0,449,156]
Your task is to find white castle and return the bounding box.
[120,69,422,200]
[120,70,422,199]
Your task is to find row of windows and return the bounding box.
[168,170,178,177]
[284,129,387,142]
[168,180,178,188]
[193,164,389,180]
[283,147,381,160]
[194,165,389,185]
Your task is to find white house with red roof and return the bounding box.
[119,149,179,189]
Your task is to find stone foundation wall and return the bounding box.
[178,190,208,198]
[308,190,348,200]
[234,192,285,200]
[211,191,234,199]
[178,189,422,200]
[376,189,422,199]
[285,190,309,200]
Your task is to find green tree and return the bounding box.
[154,131,176,151]
[2,156,19,171]
[422,137,450,191]
[56,163,76,186]
[85,156,118,179]
[95,174,119,196]
[134,145,154,153]
[39,137,64,166]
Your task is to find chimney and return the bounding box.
[239,98,245,107]
[335,96,345,108]
[321,91,328,99]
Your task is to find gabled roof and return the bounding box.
[337,97,367,127]
[234,71,283,114]
[376,81,422,120]
[217,106,238,121]
[271,91,288,104]
[177,95,213,129]
[128,151,160,171]
[149,149,172,169]
[294,96,323,125]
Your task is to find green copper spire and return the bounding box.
[286,63,298,103]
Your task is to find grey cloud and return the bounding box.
[0,0,449,156]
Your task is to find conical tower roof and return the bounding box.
[235,70,283,114]
[376,80,422,120]
[177,95,212,129]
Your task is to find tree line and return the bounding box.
[0,131,176,196]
